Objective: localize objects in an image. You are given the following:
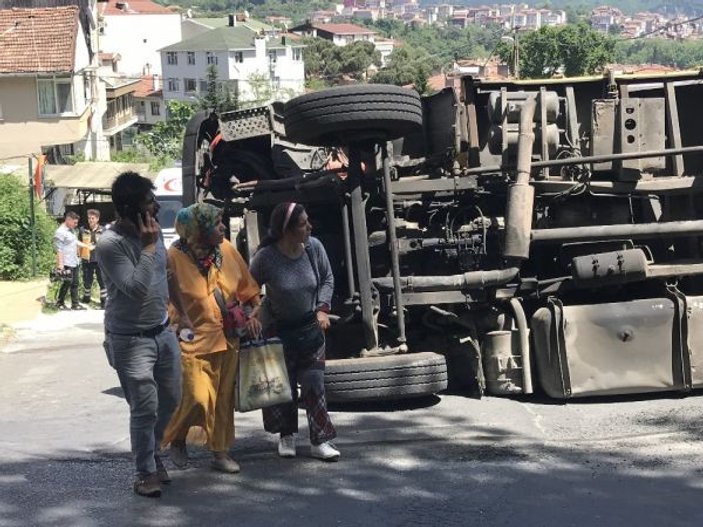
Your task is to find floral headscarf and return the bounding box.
[174,203,223,273]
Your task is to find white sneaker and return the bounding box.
[310,441,340,462]
[278,435,296,458]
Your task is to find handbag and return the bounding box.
[235,338,293,412]
[214,287,248,339]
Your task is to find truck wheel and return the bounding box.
[325,352,448,402]
[284,85,423,146]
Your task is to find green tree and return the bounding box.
[371,46,431,94]
[0,174,56,280]
[339,40,381,80]
[244,72,273,107]
[198,64,239,113]
[519,23,615,78]
[134,100,195,165]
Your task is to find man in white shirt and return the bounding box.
[53,210,92,310]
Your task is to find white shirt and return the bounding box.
[53,224,80,268]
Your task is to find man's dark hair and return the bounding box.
[64,210,80,221]
[87,209,100,219]
[111,171,155,222]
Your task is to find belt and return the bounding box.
[109,320,170,338]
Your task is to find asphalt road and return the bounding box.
[1,310,703,527]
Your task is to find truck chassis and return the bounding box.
[182,71,703,402]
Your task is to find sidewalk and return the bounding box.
[0,279,48,327]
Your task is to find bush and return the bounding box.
[0,174,56,280]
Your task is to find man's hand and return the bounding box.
[316,310,330,331]
[137,211,159,248]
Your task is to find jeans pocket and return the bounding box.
[103,340,115,369]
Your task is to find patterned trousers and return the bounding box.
[263,318,336,445]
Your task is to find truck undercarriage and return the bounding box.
[182,71,703,402]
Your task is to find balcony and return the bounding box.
[103,107,138,135]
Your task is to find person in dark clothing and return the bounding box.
[79,209,106,308]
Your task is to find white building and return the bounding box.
[290,22,377,47]
[160,20,305,107]
[98,0,182,76]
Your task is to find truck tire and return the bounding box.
[325,352,448,402]
[284,85,423,146]
[181,110,212,206]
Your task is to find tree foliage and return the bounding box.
[516,23,615,78]
[0,174,56,280]
[303,38,380,82]
[243,71,273,107]
[615,38,703,68]
[370,46,431,94]
[134,100,195,165]
[198,64,239,113]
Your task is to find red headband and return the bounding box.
[282,202,297,232]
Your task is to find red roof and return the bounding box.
[102,0,174,16]
[0,6,78,74]
[133,75,161,98]
[315,23,376,35]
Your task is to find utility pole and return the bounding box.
[27,157,37,277]
[513,29,520,80]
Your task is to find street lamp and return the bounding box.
[501,32,520,79]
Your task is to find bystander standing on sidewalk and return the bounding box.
[79,209,106,308]
[53,210,92,310]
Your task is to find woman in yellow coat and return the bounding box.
[162,203,261,474]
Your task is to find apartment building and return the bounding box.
[160,18,305,107]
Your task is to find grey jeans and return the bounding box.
[106,330,182,477]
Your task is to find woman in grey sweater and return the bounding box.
[249,202,339,461]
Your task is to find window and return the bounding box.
[167,78,179,92]
[37,77,74,115]
[150,101,160,116]
[292,48,303,61]
[166,52,178,65]
[199,79,208,93]
[59,143,74,156]
[206,52,218,65]
[187,52,195,65]
[184,78,197,93]
[268,50,277,63]
[233,51,244,63]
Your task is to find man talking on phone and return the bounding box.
[96,171,188,498]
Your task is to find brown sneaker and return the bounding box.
[133,473,161,498]
[210,453,241,474]
[155,455,171,484]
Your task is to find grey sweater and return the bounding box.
[96,228,169,334]
[250,237,333,325]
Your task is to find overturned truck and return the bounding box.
[183,71,703,402]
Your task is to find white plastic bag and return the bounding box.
[235,338,292,412]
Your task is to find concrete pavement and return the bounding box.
[2,310,703,526]
[0,279,48,350]
[0,279,48,325]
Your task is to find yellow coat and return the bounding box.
[167,239,260,356]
